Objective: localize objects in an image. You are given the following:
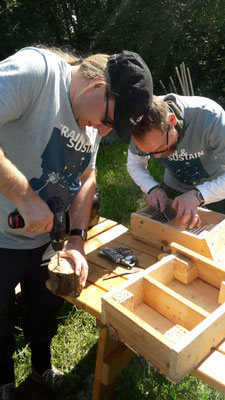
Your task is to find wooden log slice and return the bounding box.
[48,256,83,298]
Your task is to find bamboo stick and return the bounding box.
[159,80,167,94]
[175,66,185,95]
[169,76,178,94]
[187,67,194,96]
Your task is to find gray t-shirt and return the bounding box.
[128,94,225,203]
[0,47,101,248]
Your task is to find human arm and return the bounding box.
[59,168,97,287]
[171,103,225,227]
[0,144,53,232]
[126,147,158,194]
[0,49,55,232]
[127,147,170,210]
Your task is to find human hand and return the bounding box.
[60,237,89,288]
[171,190,202,229]
[16,195,54,234]
[147,187,169,212]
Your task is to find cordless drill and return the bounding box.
[8,196,70,265]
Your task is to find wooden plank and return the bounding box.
[218,281,225,304]
[130,212,213,258]
[87,218,118,240]
[192,350,225,395]
[131,303,185,338]
[216,339,225,355]
[102,297,173,377]
[84,224,128,254]
[197,207,225,225]
[171,302,225,382]
[87,245,157,272]
[168,278,219,314]
[87,252,144,281]
[170,242,225,288]
[205,219,225,258]
[115,231,162,258]
[87,261,127,292]
[92,325,126,400]
[102,343,134,386]
[173,256,198,284]
[143,275,209,330]
[147,257,175,285]
[214,244,225,265]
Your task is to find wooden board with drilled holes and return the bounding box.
[101,242,225,383]
[130,206,225,263]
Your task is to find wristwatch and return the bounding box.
[194,188,205,206]
[69,228,87,241]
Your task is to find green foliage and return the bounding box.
[92,0,225,106]
[0,0,224,104]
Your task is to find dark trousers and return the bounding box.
[0,243,63,368]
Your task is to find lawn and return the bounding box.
[14,141,225,399]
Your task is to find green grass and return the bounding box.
[96,141,164,227]
[13,142,225,399]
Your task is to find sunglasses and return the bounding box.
[101,88,114,128]
[137,124,170,156]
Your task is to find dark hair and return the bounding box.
[132,95,169,140]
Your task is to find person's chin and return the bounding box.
[157,146,177,158]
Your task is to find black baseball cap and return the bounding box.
[107,50,153,144]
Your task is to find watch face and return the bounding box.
[82,230,87,241]
[196,190,204,203]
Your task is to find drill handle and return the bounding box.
[8,210,25,229]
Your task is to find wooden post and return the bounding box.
[92,323,134,400]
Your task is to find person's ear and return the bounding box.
[91,75,107,90]
[169,113,177,127]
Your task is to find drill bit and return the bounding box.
[103,268,140,280]
[57,251,60,267]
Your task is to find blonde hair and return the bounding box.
[38,46,113,94]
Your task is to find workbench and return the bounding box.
[49,217,225,399]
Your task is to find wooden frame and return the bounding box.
[130,206,225,263]
[102,243,225,383]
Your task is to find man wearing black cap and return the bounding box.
[0,46,152,398]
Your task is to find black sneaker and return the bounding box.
[0,383,15,400]
[31,365,65,393]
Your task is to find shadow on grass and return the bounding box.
[16,341,97,400]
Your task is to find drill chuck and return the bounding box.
[46,196,69,252]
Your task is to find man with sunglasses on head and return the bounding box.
[0,46,153,398]
[127,94,225,229]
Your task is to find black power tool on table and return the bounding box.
[8,196,70,258]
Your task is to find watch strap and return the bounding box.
[69,228,87,241]
[147,184,161,195]
[194,188,204,205]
